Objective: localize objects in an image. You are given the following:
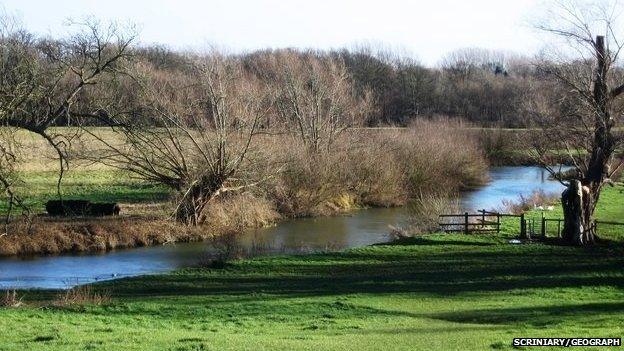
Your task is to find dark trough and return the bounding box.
[46,200,121,217]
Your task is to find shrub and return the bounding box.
[396,119,488,196]
[502,189,559,215]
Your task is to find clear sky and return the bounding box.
[1,0,543,66]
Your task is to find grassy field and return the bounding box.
[1,233,623,350]
[1,129,622,350]
[0,179,622,350]
[0,170,170,214]
[3,129,170,215]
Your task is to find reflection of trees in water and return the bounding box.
[240,209,406,254]
[253,219,350,252]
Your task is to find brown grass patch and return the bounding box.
[0,290,23,308]
[53,285,110,307]
[203,193,280,231]
[0,216,213,256]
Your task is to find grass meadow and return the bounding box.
[0,127,622,350]
[1,233,623,350]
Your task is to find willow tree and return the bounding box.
[531,1,624,245]
[86,53,272,225]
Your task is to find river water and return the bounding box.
[0,166,566,289]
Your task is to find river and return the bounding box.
[0,166,566,289]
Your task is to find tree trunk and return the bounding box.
[560,35,615,246]
[173,175,225,225]
[561,180,597,245]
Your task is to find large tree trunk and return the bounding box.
[561,180,597,245]
[560,35,615,246]
[173,175,226,225]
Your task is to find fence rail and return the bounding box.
[542,217,624,238]
[438,210,524,235]
[440,209,624,238]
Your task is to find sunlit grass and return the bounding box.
[0,169,170,214]
[498,183,624,240]
[1,233,623,350]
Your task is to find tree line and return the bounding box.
[1,0,623,246]
[119,45,537,128]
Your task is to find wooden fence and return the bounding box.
[439,210,527,237]
[440,210,624,239]
[541,216,624,238]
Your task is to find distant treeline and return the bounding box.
[98,45,534,128]
[0,15,607,130]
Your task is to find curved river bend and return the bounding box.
[0,166,565,289]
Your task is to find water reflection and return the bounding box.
[0,166,566,289]
[240,206,406,254]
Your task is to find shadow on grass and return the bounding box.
[82,299,424,321]
[100,240,624,300]
[430,302,624,327]
[379,237,497,247]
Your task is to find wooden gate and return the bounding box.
[439,210,528,237]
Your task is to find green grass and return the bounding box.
[1,131,622,349]
[499,183,624,241]
[2,128,170,214]
[1,234,623,350]
[0,170,170,214]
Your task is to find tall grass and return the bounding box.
[0,290,22,308]
[501,189,559,215]
[53,286,111,307]
[0,217,213,256]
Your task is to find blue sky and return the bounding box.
[1,0,542,66]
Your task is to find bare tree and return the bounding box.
[0,128,28,232]
[0,14,135,214]
[86,53,272,225]
[440,48,516,80]
[269,51,371,152]
[530,0,624,245]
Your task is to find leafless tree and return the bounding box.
[86,53,272,225]
[440,48,516,80]
[0,128,28,232]
[269,52,372,152]
[0,13,135,217]
[530,0,624,245]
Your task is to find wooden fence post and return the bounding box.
[541,213,546,239]
[464,212,469,234]
[520,213,526,239]
[481,209,485,228]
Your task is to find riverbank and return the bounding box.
[0,217,213,256]
[0,166,575,289]
[2,233,623,350]
[2,123,488,257]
